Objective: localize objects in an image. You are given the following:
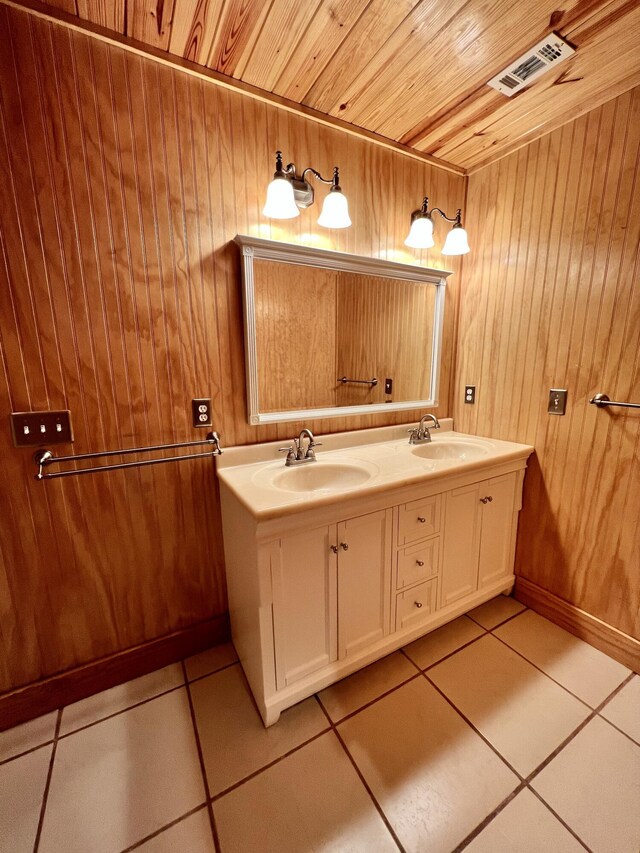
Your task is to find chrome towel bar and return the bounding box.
[337,376,378,386]
[33,432,222,480]
[589,394,640,410]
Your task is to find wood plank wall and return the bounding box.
[455,87,640,641]
[0,5,464,694]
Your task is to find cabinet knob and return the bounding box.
[416,560,424,567]
[340,542,349,551]
[414,601,423,609]
[480,496,493,504]
[330,545,338,554]
[417,516,426,523]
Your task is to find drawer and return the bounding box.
[396,537,440,590]
[395,578,438,632]
[397,494,441,545]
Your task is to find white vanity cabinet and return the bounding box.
[217,428,532,726]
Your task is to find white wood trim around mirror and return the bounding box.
[234,235,452,425]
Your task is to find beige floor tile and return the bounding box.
[318,651,417,721]
[494,610,630,708]
[191,664,329,796]
[135,808,215,852]
[39,689,205,853]
[214,731,397,853]
[428,634,590,775]
[0,744,52,853]
[338,678,518,853]
[185,642,238,681]
[467,594,526,630]
[0,711,57,762]
[532,716,640,853]
[465,788,585,852]
[600,675,640,743]
[403,615,484,670]
[59,663,184,736]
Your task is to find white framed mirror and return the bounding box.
[235,235,451,425]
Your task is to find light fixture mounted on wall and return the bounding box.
[263,150,351,229]
[405,197,470,255]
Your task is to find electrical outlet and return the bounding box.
[384,378,393,394]
[464,385,476,404]
[11,410,73,447]
[192,398,212,428]
[548,389,567,415]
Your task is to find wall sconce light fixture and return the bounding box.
[263,150,351,229]
[405,197,470,255]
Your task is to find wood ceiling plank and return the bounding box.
[271,0,371,102]
[168,0,225,63]
[303,0,421,114]
[127,0,177,49]
[206,0,272,77]
[76,0,125,31]
[41,0,75,12]
[239,0,322,91]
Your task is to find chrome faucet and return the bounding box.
[408,413,441,444]
[279,428,322,466]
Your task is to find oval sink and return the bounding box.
[272,462,374,493]
[411,439,490,461]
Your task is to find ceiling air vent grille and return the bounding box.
[488,34,575,97]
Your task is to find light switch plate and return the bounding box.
[548,389,567,415]
[11,410,73,447]
[192,398,212,428]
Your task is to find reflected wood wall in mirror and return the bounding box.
[236,236,450,425]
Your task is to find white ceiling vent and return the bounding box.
[487,34,575,97]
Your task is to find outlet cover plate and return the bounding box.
[548,389,567,415]
[464,385,476,404]
[192,398,212,428]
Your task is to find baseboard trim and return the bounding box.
[0,613,230,731]
[514,578,639,673]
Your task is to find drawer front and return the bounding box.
[396,537,440,590]
[398,494,441,545]
[395,578,438,632]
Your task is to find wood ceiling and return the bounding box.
[9,0,640,172]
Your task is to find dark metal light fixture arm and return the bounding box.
[430,207,462,225]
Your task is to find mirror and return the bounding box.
[235,236,451,425]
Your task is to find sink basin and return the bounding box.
[411,439,490,461]
[272,462,374,493]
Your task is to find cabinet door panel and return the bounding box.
[338,510,392,659]
[478,473,517,588]
[396,577,438,631]
[441,483,481,607]
[271,526,337,688]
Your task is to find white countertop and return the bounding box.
[216,421,534,520]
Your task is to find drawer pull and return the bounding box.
[480,496,493,504]
[330,545,338,554]
[340,542,349,551]
[414,601,423,609]
[416,560,425,567]
[417,516,426,523]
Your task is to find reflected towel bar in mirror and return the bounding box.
[33,432,223,480]
[337,376,378,387]
[589,393,640,410]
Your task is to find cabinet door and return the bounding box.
[478,473,517,588]
[441,483,482,607]
[271,526,338,689]
[337,509,392,659]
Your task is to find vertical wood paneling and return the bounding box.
[0,5,464,693]
[455,87,640,640]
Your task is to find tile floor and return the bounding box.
[2,595,638,853]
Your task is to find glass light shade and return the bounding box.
[442,224,470,255]
[317,189,351,228]
[404,215,434,249]
[262,177,300,219]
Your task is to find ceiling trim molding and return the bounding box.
[0,0,467,177]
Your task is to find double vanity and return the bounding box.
[216,420,533,726]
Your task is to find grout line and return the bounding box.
[186,658,239,687]
[180,661,222,853]
[119,803,210,853]
[422,670,525,781]
[465,602,527,632]
[316,696,405,852]
[486,605,528,631]
[526,786,592,852]
[326,671,423,726]
[452,781,527,851]
[56,683,185,742]
[416,630,489,674]
[596,714,640,748]
[32,708,62,853]
[0,738,56,768]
